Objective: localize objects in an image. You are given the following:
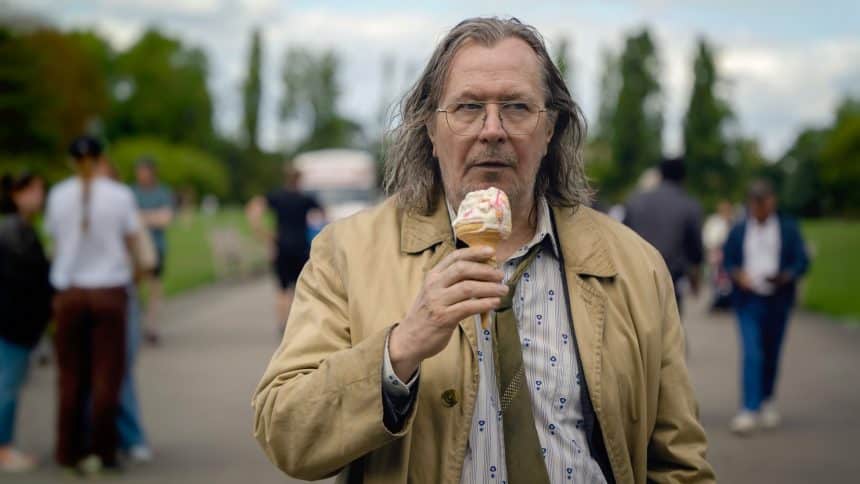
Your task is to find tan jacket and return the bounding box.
[253,197,715,484]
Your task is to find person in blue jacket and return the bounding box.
[723,179,809,435]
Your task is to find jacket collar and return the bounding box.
[400,194,617,278]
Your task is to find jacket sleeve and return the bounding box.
[783,218,810,279]
[646,261,716,483]
[722,224,743,274]
[252,225,419,480]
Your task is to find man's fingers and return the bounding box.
[438,260,504,288]
[445,297,502,323]
[440,280,508,306]
[433,246,496,272]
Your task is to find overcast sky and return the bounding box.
[7,0,860,158]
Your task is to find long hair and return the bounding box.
[383,16,591,215]
[68,135,104,232]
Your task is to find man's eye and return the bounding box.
[457,103,484,112]
[504,103,531,112]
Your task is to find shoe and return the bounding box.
[128,445,153,464]
[761,401,782,429]
[0,448,37,473]
[77,455,103,476]
[730,410,758,435]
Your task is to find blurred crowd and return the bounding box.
[0,136,174,476]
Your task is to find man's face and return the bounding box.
[749,195,776,222]
[429,37,554,212]
[136,165,155,186]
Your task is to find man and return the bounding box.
[723,180,809,435]
[623,157,704,314]
[246,165,322,332]
[131,158,174,345]
[253,17,714,484]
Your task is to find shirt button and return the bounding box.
[441,389,458,407]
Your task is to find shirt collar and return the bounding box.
[445,195,560,261]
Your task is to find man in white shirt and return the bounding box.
[46,136,140,475]
[723,180,810,435]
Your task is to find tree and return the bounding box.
[683,39,733,208]
[553,36,573,92]
[605,29,663,200]
[779,128,826,216]
[281,46,362,152]
[0,27,110,156]
[819,98,860,216]
[242,28,262,153]
[108,29,214,148]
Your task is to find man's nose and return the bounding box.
[478,105,507,144]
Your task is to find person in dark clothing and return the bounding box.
[246,165,322,332]
[623,157,704,313]
[0,171,52,473]
[723,179,809,435]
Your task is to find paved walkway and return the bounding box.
[12,279,860,483]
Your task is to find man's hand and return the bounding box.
[388,247,508,381]
[766,271,793,287]
[733,270,754,291]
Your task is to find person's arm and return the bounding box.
[253,227,505,480]
[685,204,705,295]
[245,195,274,245]
[647,257,716,483]
[252,226,416,480]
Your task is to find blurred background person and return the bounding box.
[45,136,141,475]
[131,158,174,346]
[703,200,736,311]
[723,179,810,435]
[0,172,52,473]
[98,162,155,465]
[624,156,704,314]
[245,164,322,333]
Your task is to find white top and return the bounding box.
[743,215,781,296]
[702,214,730,251]
[46,176,141,290]
[385,198,605,484]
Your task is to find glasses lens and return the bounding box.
[444,103,541,136]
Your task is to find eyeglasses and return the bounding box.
[436,102,547,136]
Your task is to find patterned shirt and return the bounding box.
[384,199,606,484]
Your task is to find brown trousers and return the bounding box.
[53,286,127,467]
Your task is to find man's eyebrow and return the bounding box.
[450,90,537,102]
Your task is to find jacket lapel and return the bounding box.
[551,206,617,419]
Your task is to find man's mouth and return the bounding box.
[470,160,513,169]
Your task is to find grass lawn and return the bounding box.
[161,207,268,297]
[801,219,860,321]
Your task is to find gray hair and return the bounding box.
[383,16,591,215]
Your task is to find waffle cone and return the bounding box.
[453,224,504,330]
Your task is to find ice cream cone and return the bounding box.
[455,228,503,329]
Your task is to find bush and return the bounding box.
[108,136,229,198]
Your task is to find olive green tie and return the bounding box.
[492,244,550,484]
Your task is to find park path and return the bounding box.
[12,278,860,483]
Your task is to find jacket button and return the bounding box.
[441,389,458,407]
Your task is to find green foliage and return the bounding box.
[780,129,826,216]
[683,39,733,208]
[0,27,109,157]
[802,220,860,320]
[552,37,573,90]
[281,47,362,151]
[605,29,663,201]
[242,29,262,153]
[819,99,860,216]
[108,137,229,198]
[107,29,214,147]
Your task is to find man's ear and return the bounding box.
[544,111,556,145]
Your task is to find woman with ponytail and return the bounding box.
[45,136,141,475]
[0,171,51,473]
